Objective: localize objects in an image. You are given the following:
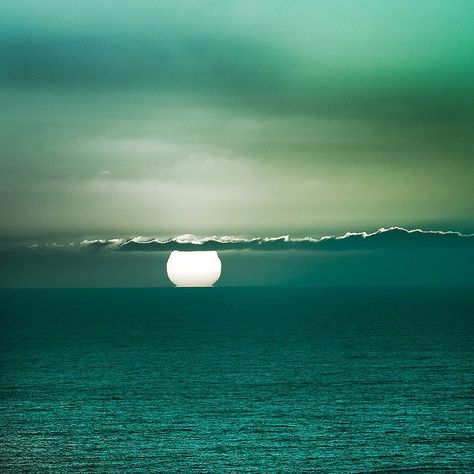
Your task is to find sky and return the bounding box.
[1,1,473,286]
[1,0,473,243]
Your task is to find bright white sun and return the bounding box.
[166,251,222,287]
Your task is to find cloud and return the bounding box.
[2,1,473,122]
[2,228,473,288]
[75,227,474,252]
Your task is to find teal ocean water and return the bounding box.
[1,287,473,472]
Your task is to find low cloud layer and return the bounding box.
[2,227,473,288]
[22,227,474,252]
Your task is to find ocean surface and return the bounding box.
[1,287,473,472]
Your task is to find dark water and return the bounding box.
[1,287,473,472]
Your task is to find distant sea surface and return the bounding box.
[1,287,473,472]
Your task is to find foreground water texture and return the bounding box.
[1,288,473,472]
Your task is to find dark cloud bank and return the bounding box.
[79,227,473,252]
[1,228,473,288]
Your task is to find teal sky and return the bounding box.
[1,0,473,241]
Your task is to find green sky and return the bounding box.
[1,0,473,241]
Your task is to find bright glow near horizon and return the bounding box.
[166,251,221,287]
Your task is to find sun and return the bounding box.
[166,251,222,287]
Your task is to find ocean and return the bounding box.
[1,287,473,472]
